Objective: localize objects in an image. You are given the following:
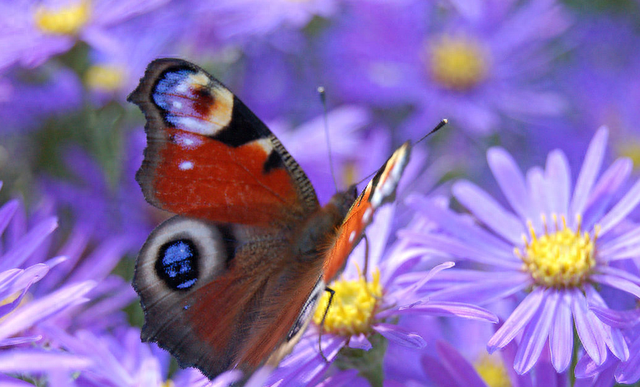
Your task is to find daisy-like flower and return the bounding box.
[322,0,569,134]
[573,307,640,386]
[423,340,568,387]
[268,204,497,386]
[401,126,640,374]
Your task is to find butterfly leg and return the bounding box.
[362,233,370,279]
[317,286,335,363]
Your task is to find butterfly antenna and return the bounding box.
[414,118,448,146]
[318,86,339,192]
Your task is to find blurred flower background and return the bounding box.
[1,0,640,386]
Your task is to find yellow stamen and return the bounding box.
[85,65,125,92]
[474,354,512,387]
[313,269,382,336]
[618,140,640,169]
[426,34,489,90]
[34,1,91,35]
[516,214,597,288]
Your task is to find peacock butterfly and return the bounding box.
[128,58,415,379]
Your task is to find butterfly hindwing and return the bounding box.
[128,58,319,226]
[133,215,325,378]
[323,142,411,281]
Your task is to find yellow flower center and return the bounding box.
[34,1,91,35]
[85,65,125,92]
[618,140,640,169]
[426,34,489,90]
[313,269,382,336]
[474,354,512,387]
[162,381,174,387]
[515,215,598,288]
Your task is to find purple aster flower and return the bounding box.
[322,0,569,134]
[268,203,497,386]
[0,0,169,70]
[423,340,568,387]
[573,307,640,386]
[0,184,97,382]
[188,0,338,43]
[400,126,640,374]
[0,64,81,134]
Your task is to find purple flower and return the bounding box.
[423,340,568,387]
[269,203,497,385]
[401,126,640,374]
[0,64,81,133]
[573,307,640,386]
[0,0,169,71]
[0,183,97,382]
[322,0,570,134]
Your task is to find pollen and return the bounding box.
[474,354,512,387]
[515,214,597,288]
[34,1,91,35]
[426,34,489,91]
[85,65,125,92]
[618,140,640,169]
[313,269,382,336]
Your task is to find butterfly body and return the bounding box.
[129,59,411,379]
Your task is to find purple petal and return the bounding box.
[582,158,632,230]
[549,290,573,372]
[0,217,58,272]
[425,273,530,306]
[0,335,42,347]
[589,305,640,329]
[390,301,498,323]
[487,147,537,224]
[390,261,454,302]
[585,286,629,361]
[514,289,557,374]
[432,341,487,387]
[545,150,571,217]
[407,195,515,259]
[570,288,607,365]
[615,335,640,384]
[569,127,608,222]
[0,349,92,372]
[348,334,372,351]
[0,373,35,386]
[373,323,426,348]
[399,232,520,269]
[0,281,95,340]
[591,272,640,299]
[526,167,548,223]
[598,178,640,236]
[0,199,18,236]
[599,225,640,260]
[316,370,361,387]
[488,287,545,352]
[452,180,524,244]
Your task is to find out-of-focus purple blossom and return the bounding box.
[0,0,169,71]
[188,0,338,44]
[43,130,154,251]
[322,0,570,135]
[399,126,640,374]
[423,340,568,387]
[0,65,81,133]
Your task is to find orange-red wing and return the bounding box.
[323,142,411,281]
[128,59,319,226]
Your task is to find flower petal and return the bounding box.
[598,178,640,236]
[589,305,640,329]
[373,323,426,349]
[488,287,545,352]
[570,288,607,365]
[348,334,372,351]
[0,349,92,373]
[591,272,640,299]
[487,147,537,224]
[0,217,58,272]
[514,289,557,374]
[429,341,487,387]
[569,126,608,221]
[545,150,571,217]
[452,180,524,244]
[391,301,498,323]
[582,158,632,230]
[549,290,573,372]
[615,335,640,384]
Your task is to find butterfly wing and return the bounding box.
[134,216,326,378]
[128,58,319,226]
[323,142,411,281]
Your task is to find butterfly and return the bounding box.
[128,58,413,379]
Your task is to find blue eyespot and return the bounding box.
[155,239,199,291]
